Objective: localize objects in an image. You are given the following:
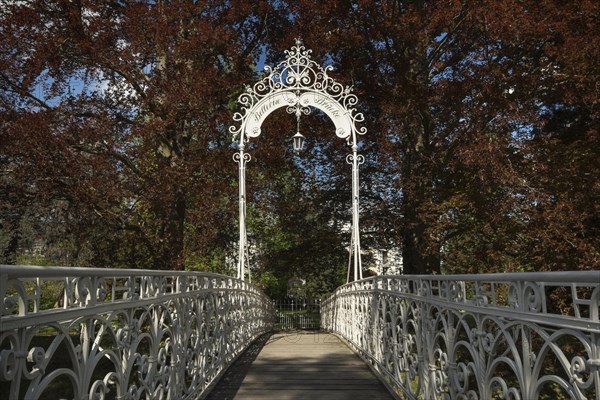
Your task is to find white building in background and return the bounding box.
[338,220,403,276]
[365,248,403,276]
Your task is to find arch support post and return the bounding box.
[234,148,250,282]
[347,147,364,282]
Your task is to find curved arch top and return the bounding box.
[229,39,367,147]
[231,39,366,283]
[242,89,353,141]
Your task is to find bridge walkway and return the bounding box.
[205,331,395,400]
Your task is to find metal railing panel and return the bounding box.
[273,298,321,330]
[321,272,600,400]
[0,265,274,399]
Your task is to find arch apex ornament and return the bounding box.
[230,39,366,283]
[229,38,367,146]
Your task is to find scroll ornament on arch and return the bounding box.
[229,38,367,146]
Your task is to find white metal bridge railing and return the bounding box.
[321,272,600,400]
[0,265,274,400]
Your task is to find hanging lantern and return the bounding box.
[292,132,306,153]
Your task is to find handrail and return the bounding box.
[322,272,600,400]
[1,264,243,277]
[0,265,274,399]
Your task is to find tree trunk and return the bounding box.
[401,119,441,275]
[155,187,186,270]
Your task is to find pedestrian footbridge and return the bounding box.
[1,265,598,399]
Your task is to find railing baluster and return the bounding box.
[322,272,600,400]
[0,265,274,399]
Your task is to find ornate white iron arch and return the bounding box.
[230,39,366,283]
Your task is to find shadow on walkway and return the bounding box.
[204,332,272,400]
[204,331,395,400]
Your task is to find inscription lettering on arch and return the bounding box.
[230,39,366,145]
[244,92,292,138]
[300,91,351,140]
[243,90,352,141]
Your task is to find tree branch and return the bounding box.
[424,9,469,73]
[0,72,52,110]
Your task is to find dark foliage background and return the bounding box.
[1,1,598,297]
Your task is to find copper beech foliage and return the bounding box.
[1,1,598,275]
[0,0,286,270]
[283,0,599,274]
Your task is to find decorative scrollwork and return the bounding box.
[74,276,92,306]
[0,349,17,381]
[442,280,466,303]
[0,266,274,399]
[232,151,251,164]
[490,377,521,400]
[508,282,520,309]
[322,273,600,400]
[346,153,365,165]
[523,282,543,312]
[229,38,366,146]
[570,356,588,385]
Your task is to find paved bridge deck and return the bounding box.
[206,331,395,400]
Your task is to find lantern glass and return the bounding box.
[292,132,306,153]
